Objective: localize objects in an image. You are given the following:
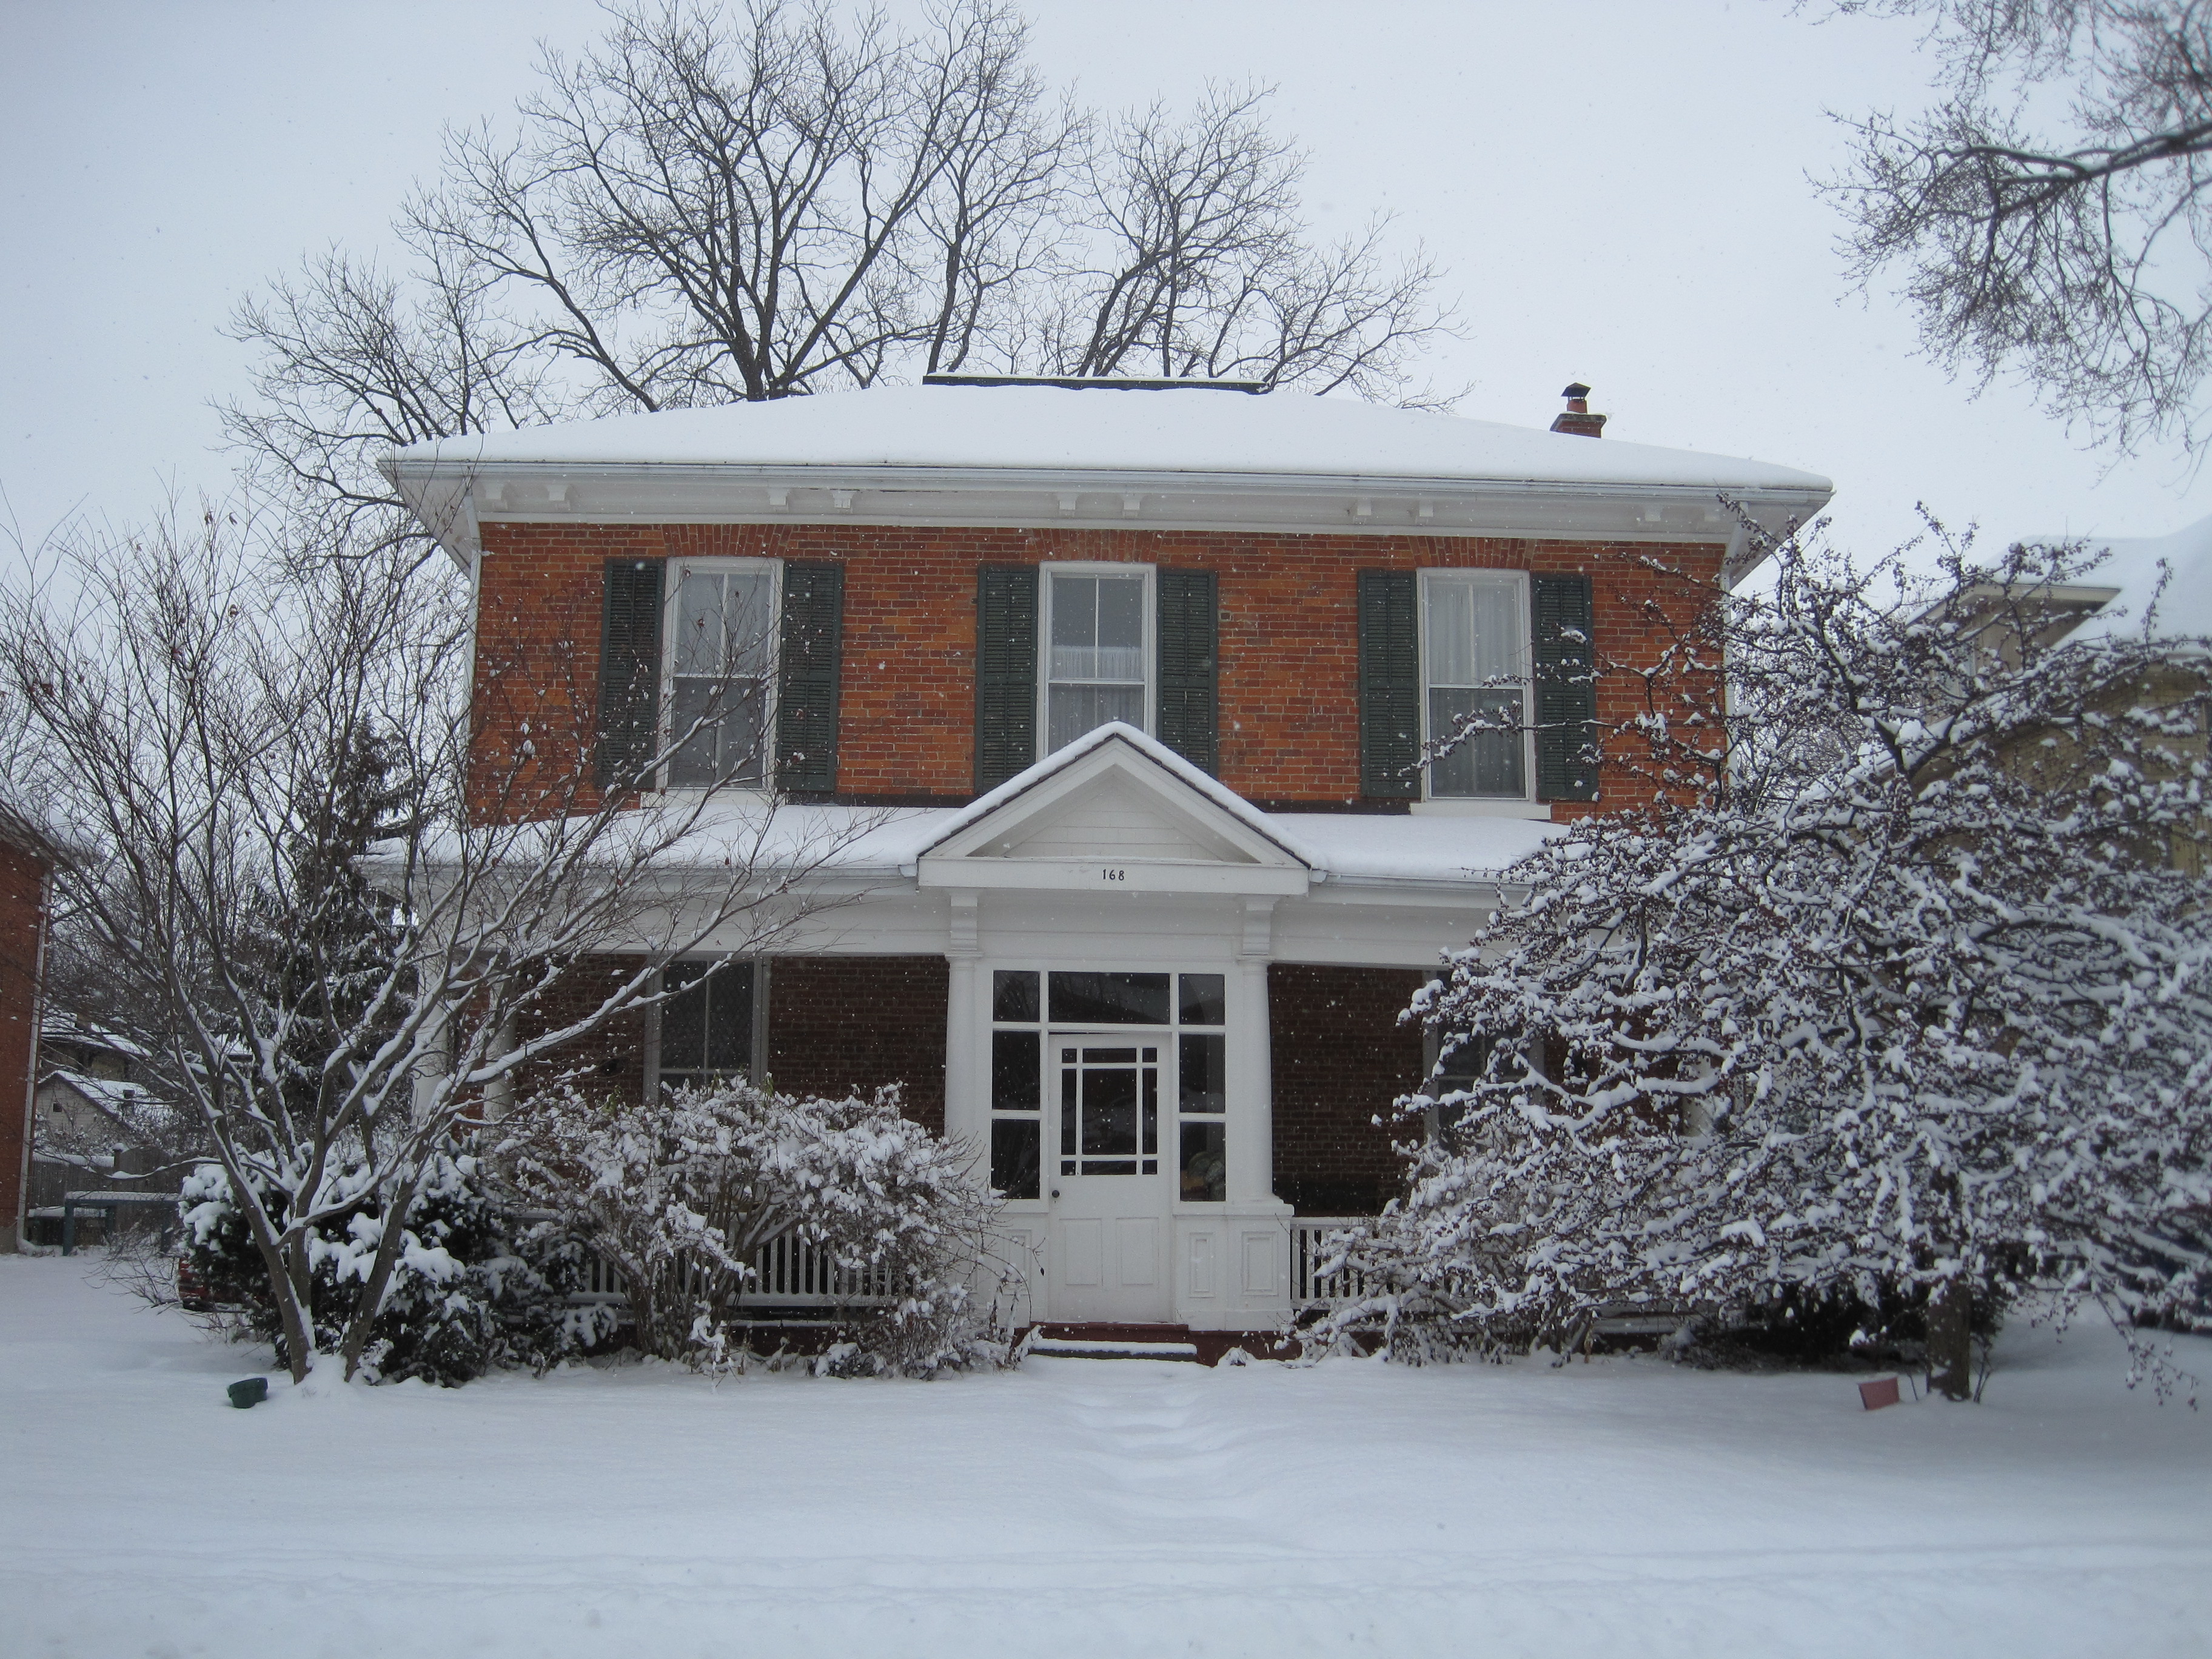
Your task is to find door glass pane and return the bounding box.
[991,1119,1041,1200]
[992,1031,1040,1111]
[1179,1122,1225,1202]
[1050,971,1170,1025]
[1178,974,1225,1027]
[1083,1066,1138,1156]
[1058,1042,1162,1175]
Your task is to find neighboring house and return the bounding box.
[385,378,1832,1330]
[0,816,51,1252]
[1945,514,2210,874]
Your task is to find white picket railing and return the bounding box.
[1290,1216,1382,1305]
[572,1233,893,1310]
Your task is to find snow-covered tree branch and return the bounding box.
[0,508,879,1381]
[1338,520,2212,1397]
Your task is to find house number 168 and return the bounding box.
[1101,868,1126,882]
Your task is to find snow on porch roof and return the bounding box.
[617,723,1563,888]
[388,381,1832,497]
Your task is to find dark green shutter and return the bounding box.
[776,561,843,794]
[595,558,665,790]
[1357,570,1420,799]
[1532,572,1598,802]
[975,565,1038,791]
[1156,569,1219,775]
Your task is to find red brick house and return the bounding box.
[386,378,1829,1327]
[0,814,53,1253]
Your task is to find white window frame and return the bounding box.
[1036,562,1156,756]
[1413,569,1541,814]
[659,556,782,793]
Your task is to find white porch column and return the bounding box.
[1227,901,1276,1205]
[941,891,984,1166]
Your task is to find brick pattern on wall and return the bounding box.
[471,521,1724,816]
[509,955,650,1111]
[0,840,45,1245]
[767,956,949,1135]
[1269,963,1429,1216]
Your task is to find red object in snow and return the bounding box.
[1859,1375,1902,1411]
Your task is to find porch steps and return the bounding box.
[1021,1322,1301,1366]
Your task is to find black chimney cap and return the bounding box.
[1561,381,1592,400]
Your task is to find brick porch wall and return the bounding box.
[469,521,1724,816]
[767,956,949,1135]
[508,956,650,1110]
[1268,963,1429,1216]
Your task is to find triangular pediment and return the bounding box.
[916,725,1309,896]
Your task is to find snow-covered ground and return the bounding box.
[5,1255,2208,1658]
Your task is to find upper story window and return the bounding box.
[1042,566,1153,752]
[665,561,778,789]
[1421,571,1531,799]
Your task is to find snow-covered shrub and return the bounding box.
[503,1081,1008,1375]
[1326,529,2212,1395]
[180,1149,613,1384]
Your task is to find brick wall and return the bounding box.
[508,956,650,1110]
[766,956,948,1134]
[471,521,1724,814]
[0,839,48,1248]
[1269,963,1427,1216]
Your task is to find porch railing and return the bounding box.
[573,1232,892,1310]
[1289,1216,1381,1305]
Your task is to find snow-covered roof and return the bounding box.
[392,383,1829,495]
[2065,514,2212,643]
[42,1070,163,1115]
[383,383,1833,583]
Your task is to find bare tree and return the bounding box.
[1823,2,2212,455]
[0,508,874,1381]
[1045,84,1456,401]
[222,2,1460,540]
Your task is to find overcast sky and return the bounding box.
[7,0,2211,565]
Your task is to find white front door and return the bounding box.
[1047,1033,1172,1323]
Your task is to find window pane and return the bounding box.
[1097,575,1144,650]
[674,571,726,677]
[1047,684,1144,750]
[1429,688,1524,798]
[993,970,1039,1023]
[1179,1034,1225,1113]
[991,1119,1041,1200]
[668,680,766,787]
[992,1030,1040,1111]
[1178,974,1225,1027]
[1050,574,1098,652]
[1050,971,1170,1025]
[723,571,775,678]
[1179,1122,1225,1202]
[660,965,707,1071]
[1426,580,1475,686]
[660,960,750,1083]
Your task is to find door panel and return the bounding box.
[1048,1032,1172,1322]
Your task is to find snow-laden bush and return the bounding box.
[502,1081,1008,1375]
[180,1150,614,1384]
[1321,529,2212,1396]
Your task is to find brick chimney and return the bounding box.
[1550,381,1606,438]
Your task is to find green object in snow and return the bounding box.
[227,1377,269,1409]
